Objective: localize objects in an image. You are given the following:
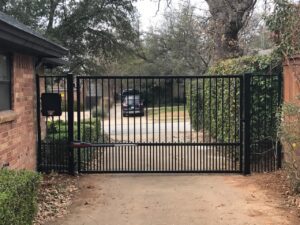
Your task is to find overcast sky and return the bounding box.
[134,0,207,31]
[134,0,299,32]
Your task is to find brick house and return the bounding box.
[0,12,68,170]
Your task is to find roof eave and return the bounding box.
[0,21,68,58]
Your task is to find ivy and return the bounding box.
[187,55,282,152]
[279,102,300,193]
[266,0,300,58]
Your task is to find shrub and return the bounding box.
[92,106,108,118]
[186,78,240,142]
[207,55,281,75]
[279,102,300,193]
[187,55,282,144]
[0,169,41,225]
[80,122,103,143]
[186,81,203,132]
[46,119,102,143]
[43,119,103,170]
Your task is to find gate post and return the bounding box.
[67,73,75,175]
[243,73,251,175]
[35,73,42,171]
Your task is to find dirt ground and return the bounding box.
[46,174,299,225]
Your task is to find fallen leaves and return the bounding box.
[253,170,300,216]
[33,173,79,225]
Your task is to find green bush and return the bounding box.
[46,119,103,143]
[279,102,300,193]
[186,81,203,132]
[207,55,281,75]
[43,119,103,171]
[92,106,108,118]
[187,55,282,143]
[0,169,41,225]
[186,78,240,142]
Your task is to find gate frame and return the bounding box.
[36,73,283,175]
[74,74,245,174]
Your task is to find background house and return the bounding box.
[0,12,68,170]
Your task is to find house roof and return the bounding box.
[0,11,68,58]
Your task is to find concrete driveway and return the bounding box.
[47,174,298,225]
[103,103,194,142]
[58,103,194,142]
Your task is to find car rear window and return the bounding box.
[125,96,141,104]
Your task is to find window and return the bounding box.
[0,55,11,111]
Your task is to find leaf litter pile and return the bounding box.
[254,170,300,217]
[34,173,79,225]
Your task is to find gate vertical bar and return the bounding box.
[277,73,283,169]
[67,73,75,174]
[243,73,251,175]
[35,73,42,171]
[76,77,81,173]
[239,76,244,173]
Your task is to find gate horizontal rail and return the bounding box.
[71,142,241,147]
[77,75,243,79]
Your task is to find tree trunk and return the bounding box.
[46,0,59,33]
[205,0,256,62]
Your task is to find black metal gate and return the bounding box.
[36,74,282,174]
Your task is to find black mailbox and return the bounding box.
[41,93,62,116]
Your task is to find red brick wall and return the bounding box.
[283,55,300,103]
[283,55,300,159]
[0,53,37,170]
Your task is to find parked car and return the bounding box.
[121,89,140,101]
[122,95,144,117]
